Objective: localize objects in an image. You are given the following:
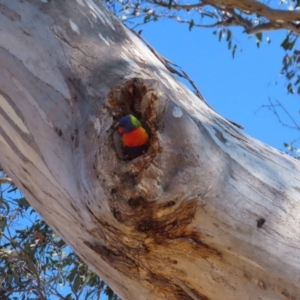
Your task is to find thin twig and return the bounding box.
[255,97,300,130]
[149,0,207,11]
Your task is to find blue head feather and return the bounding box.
[118,115,141,133]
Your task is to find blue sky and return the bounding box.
[140,19,300,153]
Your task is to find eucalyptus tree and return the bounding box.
[1,1,300,299]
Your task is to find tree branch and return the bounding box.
[168,15,222,28]
[225,8,252,29]
[0,177,13,185]
[149,0,207,10]
[150,0,300,23]
[209,0,300,22]
[148,0,300,35]
[245,20,300,35]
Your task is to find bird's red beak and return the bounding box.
[118,127,124,134]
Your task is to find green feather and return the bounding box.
[130,115,142,128]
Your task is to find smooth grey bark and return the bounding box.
[1,1,300,299]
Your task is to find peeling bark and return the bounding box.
[0,1,300,299]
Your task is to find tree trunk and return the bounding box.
[0,1,300,299]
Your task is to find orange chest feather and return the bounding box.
[123,127,149,147]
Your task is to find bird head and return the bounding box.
[118,115,142,133]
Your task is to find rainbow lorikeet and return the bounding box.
[117,115,150,159]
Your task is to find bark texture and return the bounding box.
[0,1,300,299]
